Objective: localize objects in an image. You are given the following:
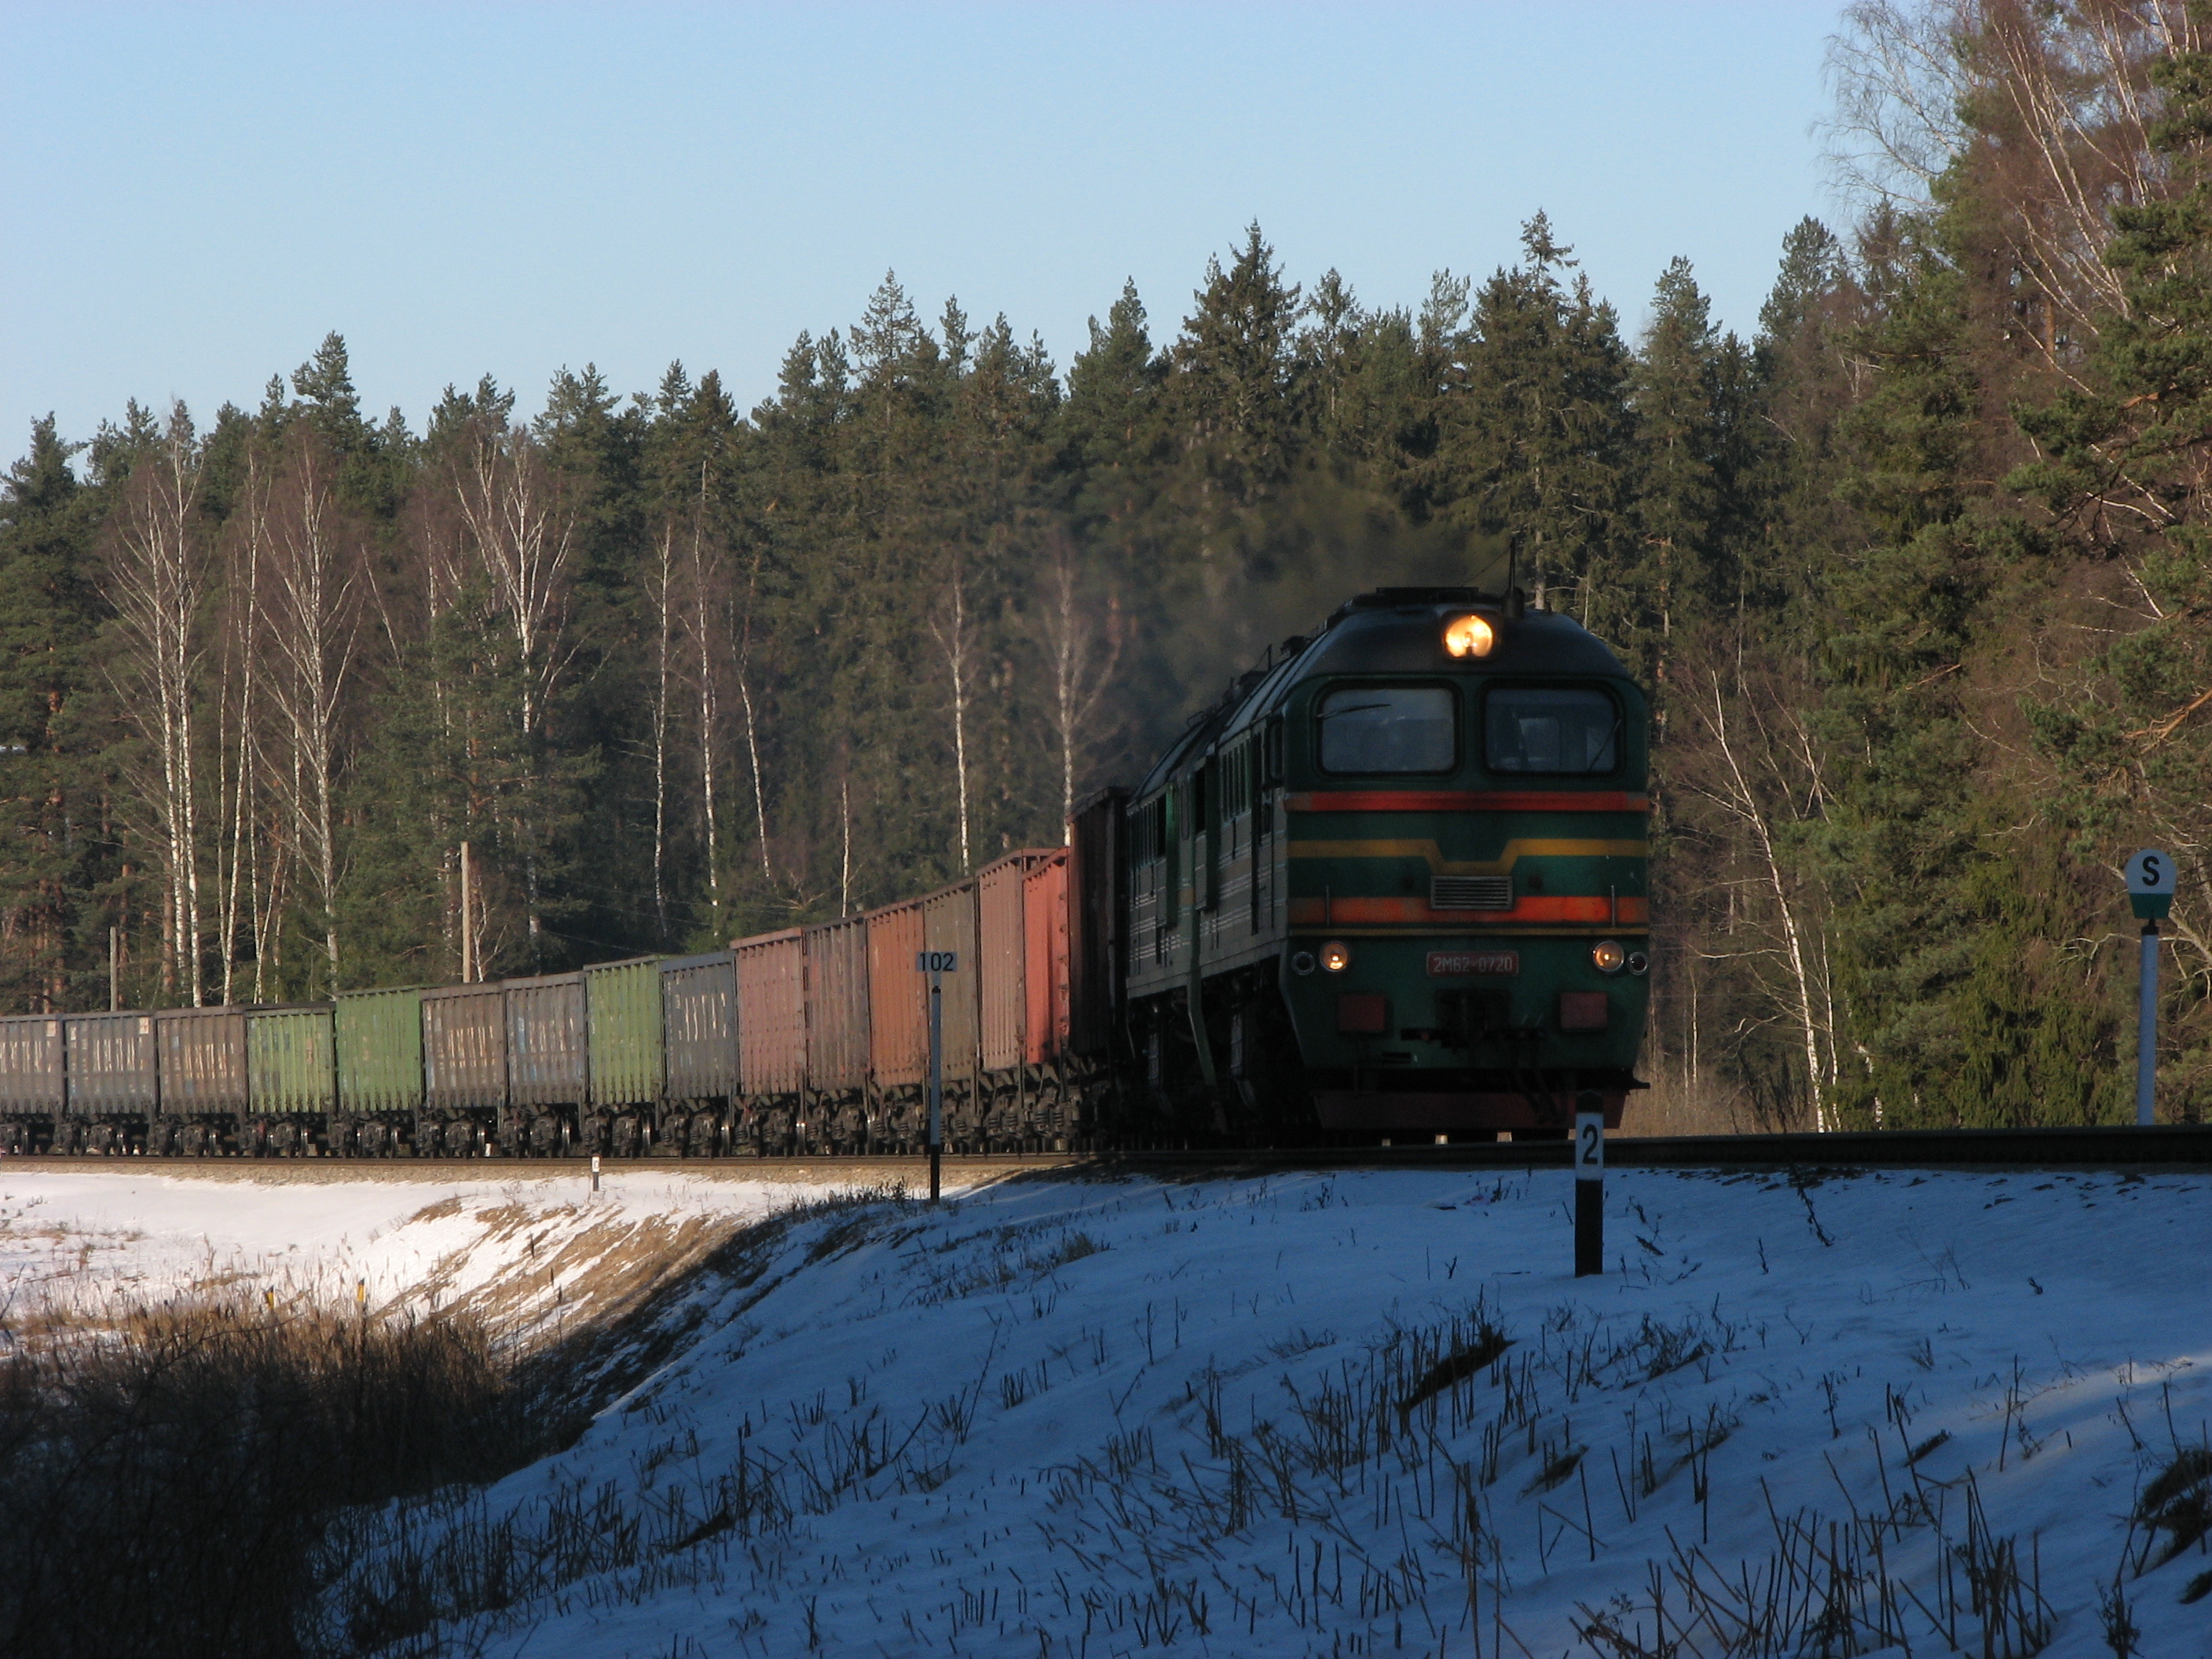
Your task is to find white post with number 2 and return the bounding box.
[1573,1101,1604,1277]
[2126,851,2173,1126]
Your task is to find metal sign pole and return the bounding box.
[914,950,957,1202]
[2138,922,2159,1126]
[2125,850,2174,1126]
[1573,1091,1604,1277]
[928,969,943,1203]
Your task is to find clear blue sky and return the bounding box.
[4,2,1844,458]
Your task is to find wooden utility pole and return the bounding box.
[460,840,476,983]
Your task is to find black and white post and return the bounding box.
[2126,850,2173,1126]
[918,950,957,1201]
[1573,1091,1604,1277]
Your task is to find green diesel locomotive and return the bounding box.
[1123,585,1650,1139]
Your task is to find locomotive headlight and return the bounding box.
[1320,940,1353,973]
[1443,613,1496,658]
[1591,939,1626,974]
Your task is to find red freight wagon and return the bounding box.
[804,917,870,1094]
[978,851,1057,1075]
[734,928,805,1099]
[1023,849,1071,1066]
[865,899,927,1090]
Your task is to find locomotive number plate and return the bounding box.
[1426,950,1518,977]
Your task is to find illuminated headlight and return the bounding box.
[1591,939,1626,974]
[1320,941,1353,973]
[1443,613,1496,658]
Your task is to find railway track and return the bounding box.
[13,1124,2212,1177]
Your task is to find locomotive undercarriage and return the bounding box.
[1122,964,1627,1146]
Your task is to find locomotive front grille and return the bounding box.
[1430,875,1513,910]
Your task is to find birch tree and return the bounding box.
[104,404,208,1005]
[1674,660,1837,1130]
[929,555,976,872]
[449,422,577,947]
[261,431,362,995]
[1036,537,1123,830]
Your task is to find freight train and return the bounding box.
[0,586,1649,1155]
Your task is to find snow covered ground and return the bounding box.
[0,1162,988,1342]
[6,1160,2212,1657]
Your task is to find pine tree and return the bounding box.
[0,419,112,1009]
[1443,213,1638,622]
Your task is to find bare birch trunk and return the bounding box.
[648,526,676,943]
[736,548,772,889]
[262,435,360,997]
[932,558,975,872]
[106,405,208,1006]
[451,427,577,951]
[1039,544,1122,834]
[687,472,722,927]
[214,451,268,1005]
[1702,672,1829,1130]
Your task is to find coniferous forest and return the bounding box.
[10,3,2212,1130]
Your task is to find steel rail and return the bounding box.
[12,1125,2212,1176]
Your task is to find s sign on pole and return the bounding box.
[2126,851,2174,1126]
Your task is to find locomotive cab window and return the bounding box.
[1316,686,1456,774]
[1484,686,1621,775]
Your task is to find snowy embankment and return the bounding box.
[6,1162,2211,1657]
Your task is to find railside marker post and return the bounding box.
[591,1152,601,1197]
[917,950,958,1202]
[2126,850,2174,1126]
[1573,1092,1604,1277]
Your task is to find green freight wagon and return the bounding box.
[335,987,425,1155]
[247,1007,336,1112]
[584,957,662,1108]
[246,1005,335,1153]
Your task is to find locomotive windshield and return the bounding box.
[1317,685,1455,773]
[1484,686,1621,774]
